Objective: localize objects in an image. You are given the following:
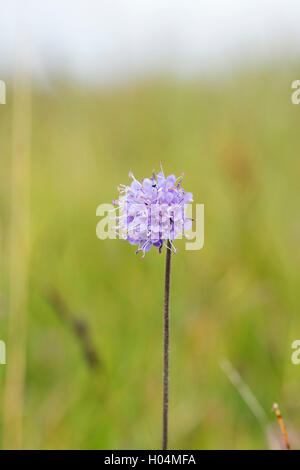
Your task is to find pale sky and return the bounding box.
[1,0,300,84]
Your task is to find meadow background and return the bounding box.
[1,1,300,450]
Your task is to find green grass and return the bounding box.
[0,65,300,449]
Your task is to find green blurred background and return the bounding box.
[1,1,300,450]
[1,66,300,449]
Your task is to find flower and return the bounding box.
[113,164,193,257]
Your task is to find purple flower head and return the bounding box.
[113,164,193,257]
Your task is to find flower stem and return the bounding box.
[162,240,172,450]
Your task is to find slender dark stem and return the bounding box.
[162,239,172,450]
